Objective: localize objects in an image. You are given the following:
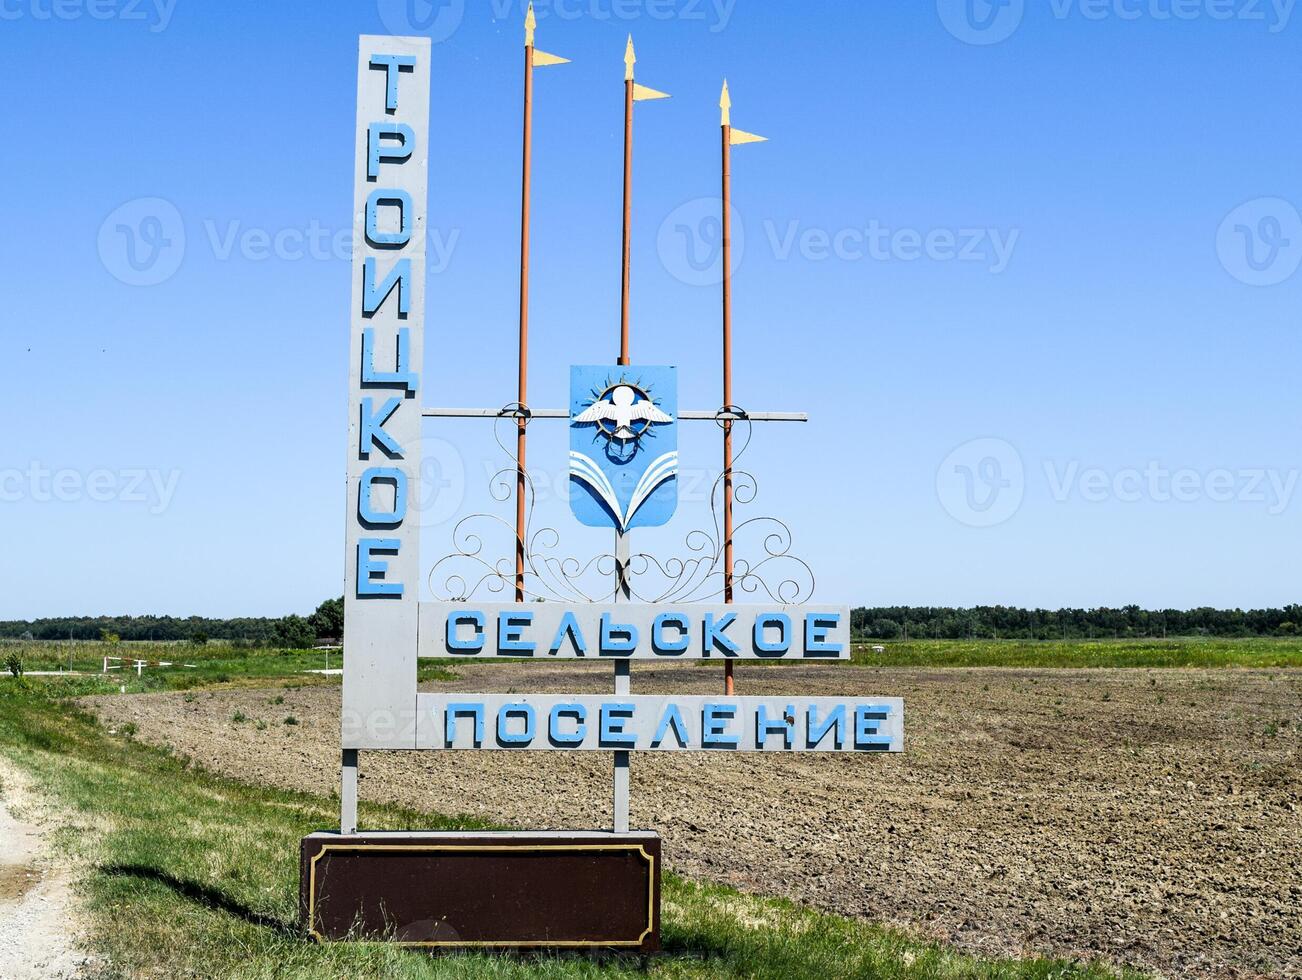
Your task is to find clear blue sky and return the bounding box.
[3,0,1300,618]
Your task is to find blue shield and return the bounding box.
[569,365,678,530]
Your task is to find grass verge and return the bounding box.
[6,637,1301,689]
[2,641,455,692]
[0,678,1145,979]
[849,637,1302,669]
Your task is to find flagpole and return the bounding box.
[613,36,637,837]
[618,37,669,367]
[611,36,634,840]
[516,4,569,603]
[515,13,535,603]
[721,82,735,695]
[620,37,635,366]
[612,38,668,835]
[718,81,766,695]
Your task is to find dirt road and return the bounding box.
[87,665,1301,978]
[0,760,94,979]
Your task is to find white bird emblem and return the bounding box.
[573,384,673,441]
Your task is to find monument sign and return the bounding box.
[300,18,904,953]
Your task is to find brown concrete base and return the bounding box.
[300,831,661,953]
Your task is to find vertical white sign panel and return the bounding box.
[343,36,431,750]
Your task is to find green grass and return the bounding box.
[849,636,1302,669]
[0,640,455,692]
[7,637,1299,691]
[0,678,1142,979]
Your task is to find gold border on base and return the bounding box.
[306,841,657,948]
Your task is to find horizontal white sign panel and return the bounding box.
[418,603,851,661]
[414,695,902,752]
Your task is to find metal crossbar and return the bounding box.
[423,407,807,422]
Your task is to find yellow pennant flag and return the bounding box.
[526,3,570,65]
[721,81,766,144]
[632,83,670,102]
[625,36,669,100]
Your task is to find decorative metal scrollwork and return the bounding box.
[427,405,815,604]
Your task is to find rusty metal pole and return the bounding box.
[721,107,736,697]
[613,39,636,836]
[515,34,535,604]
[513,5,569,601]
[618,37,667,365]
[620,76,634,366]
[610,39,666,832]
[718,81,765,694]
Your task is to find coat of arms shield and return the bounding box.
[569,365,678,530]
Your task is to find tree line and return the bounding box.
[851,605,1302,640]
[6,600,1300,645]
[0,598,344,649]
